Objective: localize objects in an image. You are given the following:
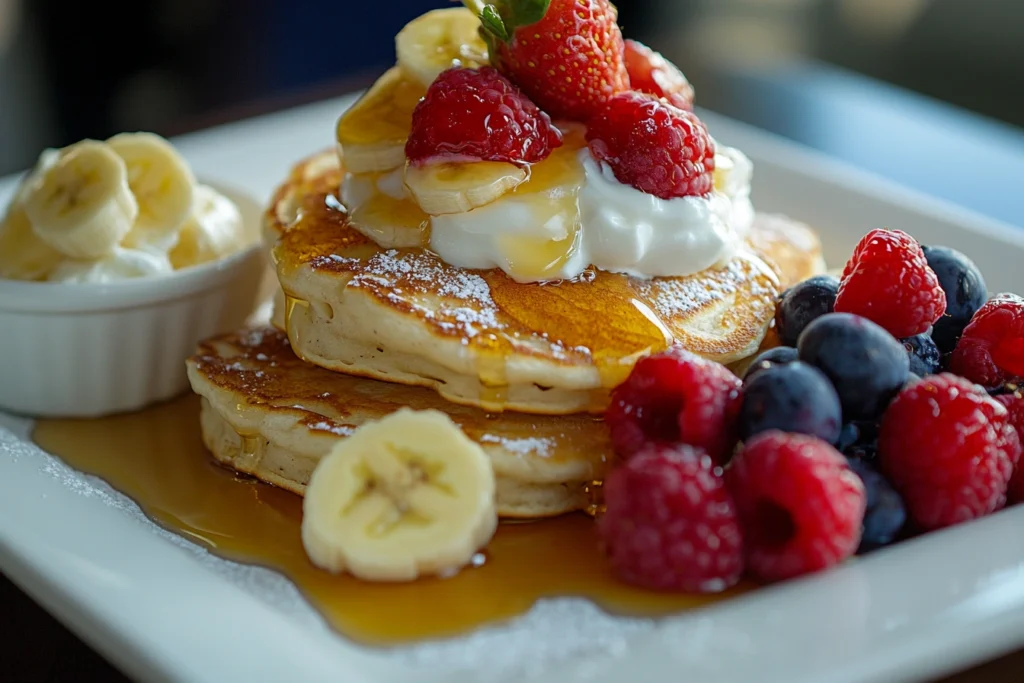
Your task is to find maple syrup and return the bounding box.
[33,396,747,646]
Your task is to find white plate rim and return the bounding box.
[0,95,1022,683]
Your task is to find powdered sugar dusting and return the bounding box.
[350,249,504,337]
[481,433,555,458]
[636,256,768,320]
[306,420,354,437]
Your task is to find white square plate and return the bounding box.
[2,96,1024,683]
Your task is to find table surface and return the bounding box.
[4,62,1023,682]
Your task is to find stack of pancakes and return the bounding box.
[186,150,825,518]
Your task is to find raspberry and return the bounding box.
[485,0,630,122]
[727,431,865,582]
[623,39,695,111]
[834,228,947,338]
[879,373,1021,529]
[950,293,1024,387]
[405,67,562,165]
[994,391,1024,503]
[606,349,742,462]
[597,444,744,592]
[586,92,715,200]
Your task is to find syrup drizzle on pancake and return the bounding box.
[272,177,780,388]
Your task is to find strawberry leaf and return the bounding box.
[479,5,510,41]
[502,0,550,29]
[464,0,551,43]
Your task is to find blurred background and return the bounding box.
[1,0,1022,221]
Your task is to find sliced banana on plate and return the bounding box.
[404,160,528,215]
[301,408,497,582]
[396,7,489,88]
[109,132,196,246]
[0,205,63,280]
[336,66,426,175]
[22,140,138,259]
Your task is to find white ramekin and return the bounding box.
[0,182,273,418]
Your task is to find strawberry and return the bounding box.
[467,0,630,122]
[624,39,695,111]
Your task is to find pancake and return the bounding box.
[747,212,827,288]
[264,151,822,415]
[186,327,612,518]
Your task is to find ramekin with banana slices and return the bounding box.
[0,133,269,417]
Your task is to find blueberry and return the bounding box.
[775,275,840,347]
[835,423,861,452]
[922,245,987,354]
[797,313,909,420]
[901,333,940,376]
[741,346,798,383]
[845,458,906,553]
[845,441,878,462]
[839,420,879,461]
[739,361,843,443]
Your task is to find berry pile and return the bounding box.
[400,0,710,199]
[598,227,1024,592]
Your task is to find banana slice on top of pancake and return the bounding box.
[301,408,498,581]
[396,7,488,88]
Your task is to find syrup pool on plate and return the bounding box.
[33,395,749,645]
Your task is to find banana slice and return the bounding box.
[336,67,426,174]
[0,148,65,280]
[22,140,138,259]
[14,148,62,205]
[342,171,431,248]
[108,132,196,246]
[0,205,63,280]
[301,408,497,582]
[169,185,246,269]
[396,7,489,88]
[405,160,527,215]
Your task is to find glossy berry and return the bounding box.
[774,274,839,347]
[738,362,842,444]
[606,349,742,463]
[950,293,1024,387]
[586,92,715,200]
[797,313,909,420]
[834,228,946,338]
[922,245,988,354]
[842,421,880,462]
[623,39,695,111]
[727,431,865,582]
[879,373,1021,530]
[994,391,1024,503]
[901,332,941,376]
[483,0,630,122]
[835,422,861,453]
[845,458,906,553]
[405,66,562,165]
[597,444,744,592]
[741,346,798,384]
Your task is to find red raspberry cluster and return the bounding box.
[405,0,714,200]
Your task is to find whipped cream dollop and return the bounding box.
[577,149,751,278]
[426,144,756,283]
[48,247,173,283]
